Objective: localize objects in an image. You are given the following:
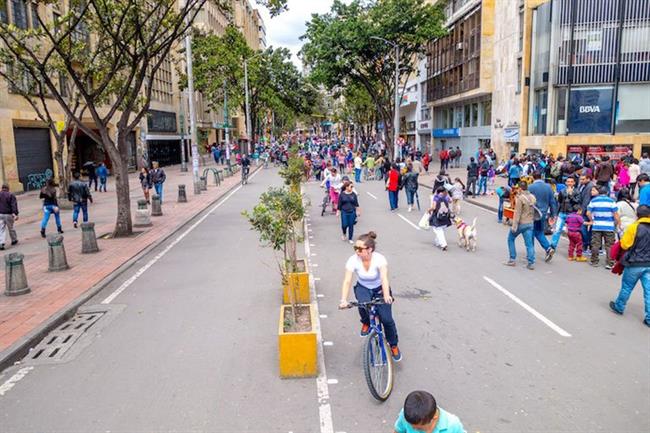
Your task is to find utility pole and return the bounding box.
[244,61,251,157]
[184,16,201,194]
[223,80,231,167]
[179,90,188,172]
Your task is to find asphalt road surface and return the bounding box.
[0,167,648,433]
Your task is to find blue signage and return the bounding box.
[432,128,460,138]
[568,87,613,134]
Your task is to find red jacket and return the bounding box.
[387,169,400,192]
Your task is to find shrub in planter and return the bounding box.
[278,304,317,378]
[279,156,304,191]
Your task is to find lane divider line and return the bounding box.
[366,192,378,200]
[101,169,262,305]
[323,341,334,346]
[483,276,572,338]
[0,366,33,397]
[397,213,421,231]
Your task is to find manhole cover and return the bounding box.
[24,312,105,363]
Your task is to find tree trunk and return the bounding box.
[110,132,133,237]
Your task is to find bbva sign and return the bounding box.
[579,105,601,113]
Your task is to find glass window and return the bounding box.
[0,0,8,24]
[555,87,567,134]
[30,2,38,29]
[59,72,68,98]
[533,88,548,135]
[482,101,492,126]
[516,58,522,94]
[471,103,479,126]
[455,107,463,128]
[518,6,524,53]
[12,0,27,29]
[616,83,650,133]
[464,105,471,127]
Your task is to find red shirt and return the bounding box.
[387,169,400,191]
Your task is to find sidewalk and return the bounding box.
[0,160,244,365]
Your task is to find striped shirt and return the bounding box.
[587,196,618,232]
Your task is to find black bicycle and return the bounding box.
[241,165,250,185]
[343,299,394,401]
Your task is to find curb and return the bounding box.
[0,166,257,373]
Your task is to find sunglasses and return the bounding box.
[353,246,369,252]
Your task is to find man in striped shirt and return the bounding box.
[587,186,622,269]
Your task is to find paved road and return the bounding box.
[0,168,648,433]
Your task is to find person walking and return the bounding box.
[68,172,93,228]
[339,231,402,361]
[629,158,641,197]
[39,178,63,238]
[466,157,479,196]
[403,163,419,212]
[337,181,360,243]
[617,188,638,233]
[450,178,465,216]
[594,156,614,193]
[550,177,580,250]
[609,205,650,327]
[587,186,621,269]
[578,174,596,253]
[96,162,108,192]
[84,161,98,191]
[454,146,462,168]
[150,161,166,203]
[386,163,401,211]
[139,167,152,204]
[505,181,536,270]
[477,156,490,195]
[508,158,522,187]
[528,171,558,262]
[354,152,363,183]
[0,184,19,250]
[428,187,452,251]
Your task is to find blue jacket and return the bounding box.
[96,165,108,178]
[528,180,558,217]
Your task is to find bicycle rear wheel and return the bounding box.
[362,330,394,401]
[321,195,328,216]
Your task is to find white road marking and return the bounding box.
[483,276,572,338]
[101,169,261,304]
[323,341,334,346]
[311,253,317,257]
[314,277,321,281]
[310,243,316,247]
[302,214,334,433]
[366,191,378,200]
[0,366,33,397]
[317,294,325,298]
[327,379,338,384]
[397,213,421,231]
[312,263,319,267]
[320,314,328,319]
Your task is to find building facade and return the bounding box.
[520,0,650,160]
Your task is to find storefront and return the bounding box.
[567,144,633,162]
[503,126,520,156]
[146,110,182,167]
[417,120,432,154]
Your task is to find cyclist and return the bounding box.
[338,231,402,362]
[321,167,342,213]
[241,153,251,182]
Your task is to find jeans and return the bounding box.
[466,176,477,196]
[354,168,362,183]
[497,196,505,223]
[354,283,398,347]
[613,266,650,322]
[99,177,107,192]
[154,183,164,203]
[72,202,88,223]
[508,223,535,265]
[388,190,398,210]
[581,215,593,251]
[533,219,551,251]
[341,211,356,240]
[550,212,568,249]
[405,188,416,206]
[478,176,487,195]
[41,205,62,230]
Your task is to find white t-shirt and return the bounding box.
[354,156,363,169]
[345,252,387,288]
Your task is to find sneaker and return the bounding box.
[545,247,555,263]
[390,345,402,362]
[341,235,346,241]
[504,260,516,267]
[348,240,354,244]
[57,227,64,234]
[442,246,448,251]
[40,229,46,238]
[11,240,18,246]
[73,222,78,229]
[360,324,370,337]
[575,256,588,262]
[0,244,4,251]
[568,257,575,261]
[590,262,600,267]
[609,301,623,315]
[643,319,650,328]
[605,263,613,270]
[527,263,535,270]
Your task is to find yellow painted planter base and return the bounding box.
[278,305,318,378]
[282,271,310,304]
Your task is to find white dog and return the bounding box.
[454,216,477,252]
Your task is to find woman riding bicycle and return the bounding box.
[339,231,402,362]
[321,167,342,212]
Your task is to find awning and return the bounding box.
[146,134,182,140]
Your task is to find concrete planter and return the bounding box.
[283,259,310,304]
[278,304,317,378]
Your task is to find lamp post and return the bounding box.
[184,15,201,194]
[370,36,400,161]
[244,52,264,157]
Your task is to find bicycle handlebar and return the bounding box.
[342,299,386,309]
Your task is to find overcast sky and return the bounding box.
[257,0,338,69]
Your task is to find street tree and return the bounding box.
[301,0,445,157]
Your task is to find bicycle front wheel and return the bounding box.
[362,330,394,401]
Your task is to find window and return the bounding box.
[29,2,39,29]
[11,0,27,29]
[464,105,471,127]
[59,72,68,98]
[481,100,492,126]
[455,107,463,128]
[616,83,650,133]
[555,87,567,134]
[0,0,7,24]
[52,12,60,33]
[533,88,548,135]
[518,5,524,53]
[516,58,522,94]
[471,103,479,127]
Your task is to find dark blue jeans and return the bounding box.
[341,210,356,241]
[72,202,88,223]
[354,283,398,347]
[405,188,416,206]
[533,219,551,251]
[388,190,398,210]
[354,168,362,183]
[497,196,505,223]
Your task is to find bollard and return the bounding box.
[178,184,188,203]
[80,222,99,254]
[4,253,30,296]
[200,176,208,191]
[151,194,163,217]
[134,199,152,227]
[47,234,69,272]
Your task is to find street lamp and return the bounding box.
[244,52,264,156]
[183,14,201,194]
[370,36,400,161]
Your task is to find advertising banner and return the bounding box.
[568,87,613,134]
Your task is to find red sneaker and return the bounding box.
[390,345,402,362]
[360,323,370,337]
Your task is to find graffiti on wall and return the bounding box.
[26,169,53,191]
